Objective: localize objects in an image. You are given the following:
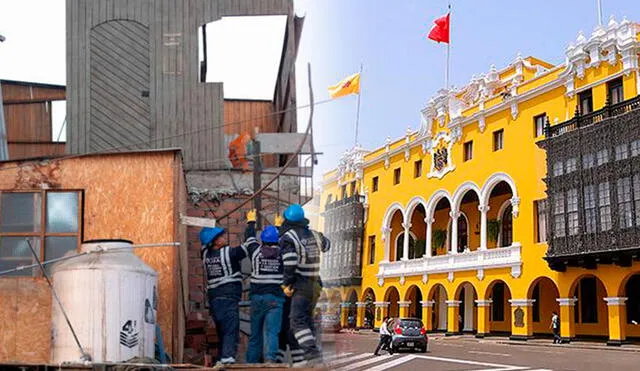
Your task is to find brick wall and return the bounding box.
[183,194,279,364]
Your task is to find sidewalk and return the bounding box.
[438,334,640,353]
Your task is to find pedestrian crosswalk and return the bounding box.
[319,352,555,371]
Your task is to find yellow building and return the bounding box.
[320,17,640,345]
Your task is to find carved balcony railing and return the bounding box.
[376,243,522,285]
[545,95,640,139]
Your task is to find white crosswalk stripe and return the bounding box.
[320,351,554,371]
[333,354,396,371]
[325,353,371,368]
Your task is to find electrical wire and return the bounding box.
[0,93,340,174]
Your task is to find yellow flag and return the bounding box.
[328,72,361,99]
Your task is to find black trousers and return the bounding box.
[374,335,392,355]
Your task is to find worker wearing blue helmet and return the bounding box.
[278,203,330,365]
[200,223,248,365]
[242,210,285,364]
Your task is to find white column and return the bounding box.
[438,289,448,330]
[479,205,490,251]
[402,222,411,260]
[381,227,391,261]
[425,217,433,257]
[450,211,459,254]
[398,301,412,308]
[464,288,474,331]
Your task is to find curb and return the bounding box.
[493,340,640,353]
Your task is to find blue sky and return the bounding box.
[293,0,640,179]
[1,1,639,181]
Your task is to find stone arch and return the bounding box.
[527,277,560,333]
[361,287,377,329]
[382,203,405,261]
[405,285,423,319]
[480,172,518,209]
[428,283,449,331]
[452,181,482,213]
[426,189,453,221]
[447,211,470,253]
[405,196,428,220]
[385,286,401,318]
[455,281,478,332]
[619,271,640,337]
[496,199,514,247]
[382,202,406,229]
[568,274,609,335]
[485,279,513,333]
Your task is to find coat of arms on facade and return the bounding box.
[433,146,448,171]
[426,131,456,179]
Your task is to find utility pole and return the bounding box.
[252,138,262,230]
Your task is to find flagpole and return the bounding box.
[597,0,603,26]
[354,63,363,147]
[445,3,451,90]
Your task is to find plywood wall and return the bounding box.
[0,150,186,363]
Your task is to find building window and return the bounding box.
[578,89,593,114]
[566,158,577,173]
[583,153,595,169]
[493,129,504,151]
[395,232,416,261]
[368,236,376,265]
[532,283,541,322]
[326,194,333,206]
[634,175,640,226]
[617,177,633,229]
[0,191,81,276]
[341,185,347,199]
[393,168,401,185]
[553,161,564,177]
[500,205,513,247]
[567,189,579,236]
[584,185,597,234]
[372,176,379,192]
[553,193,565,238]
[599,182,612,231]
[464,141,473,161]
[414,160,423,178]
[535,199,547,243]
[596,149,609,166]
[631,140,640,157]
[534,114,546,138]
[615,144,628,161]
[607,77,624,105]
[491,282,505,322]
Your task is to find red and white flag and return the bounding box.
[428,13,450,43]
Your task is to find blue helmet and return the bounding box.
[283,204,305,222]
[260,226,280,244]
[199,227,225,246]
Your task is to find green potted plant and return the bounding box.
[487,219,500,243]
[432,229,447,255]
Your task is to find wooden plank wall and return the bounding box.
[8,143,66,159]
[223,99,278,167]
[66,0,298,171]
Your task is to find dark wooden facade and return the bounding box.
[1,80,66,160]
[321,195,365,287]
[66,0,302,170]
[539,95,640,271]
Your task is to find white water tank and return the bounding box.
[51,239,158,363]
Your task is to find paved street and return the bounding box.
[318,332,640,371]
